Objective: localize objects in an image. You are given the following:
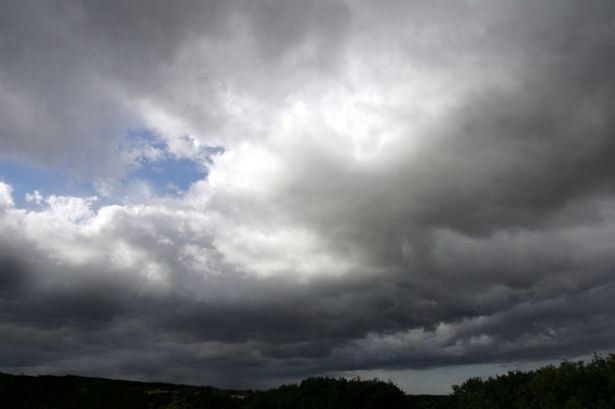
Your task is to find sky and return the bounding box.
[1,0,615,395]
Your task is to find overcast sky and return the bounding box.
[1,0,615,394]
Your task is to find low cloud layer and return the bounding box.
[1,0,615,393]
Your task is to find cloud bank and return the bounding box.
[1,0,615,393]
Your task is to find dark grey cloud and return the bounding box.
[1,0,615,394]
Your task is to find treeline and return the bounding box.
[240,377,437,409]
[0,373,444,409]
[452,353,615,409]
[1,354,613,408]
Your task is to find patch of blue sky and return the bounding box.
[0,129,223,208]
[125,128,166,152]
[129,154,207,195]
[126,128,224,158]
[124,128,221,195]
[0,159,97,209]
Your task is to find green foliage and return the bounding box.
[242,376,408,409]
[451,353,615,409]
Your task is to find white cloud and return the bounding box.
[0,182,14,208]
[25,190,43,205]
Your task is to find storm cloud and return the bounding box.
[1,0,615,393]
